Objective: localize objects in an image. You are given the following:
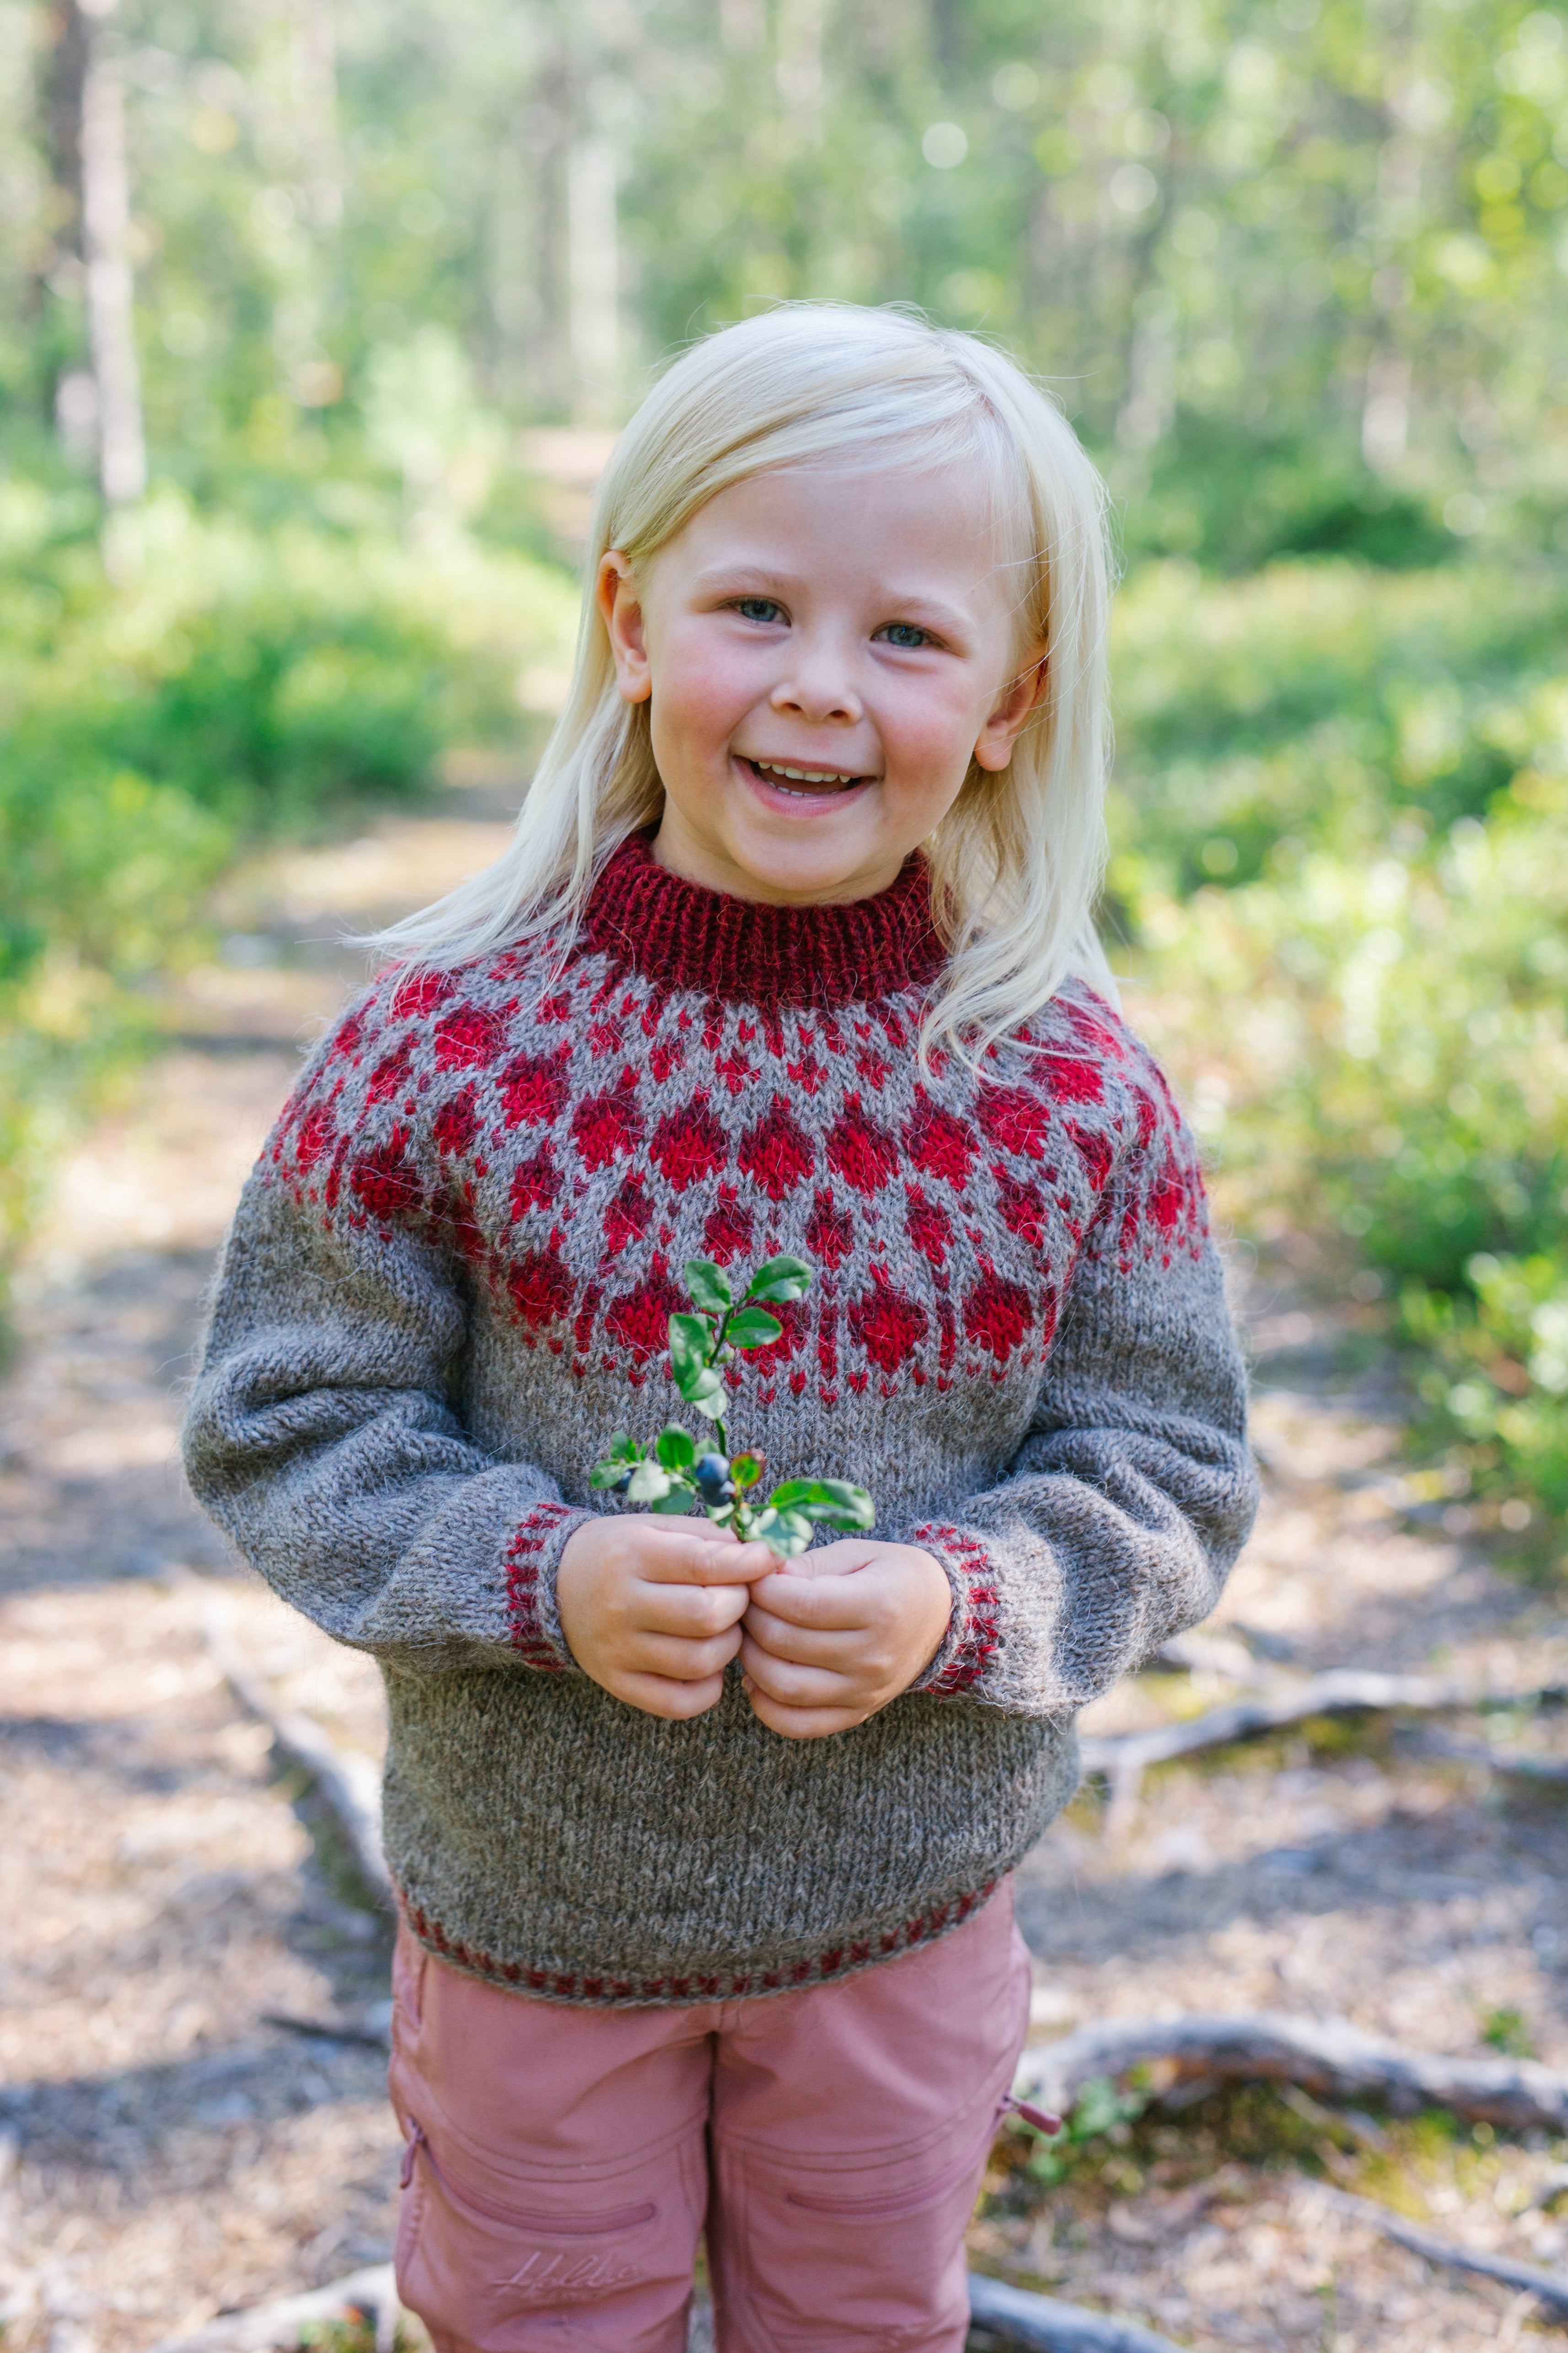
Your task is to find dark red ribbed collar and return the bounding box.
[577,831,945,1008]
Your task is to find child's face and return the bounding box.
[598,459,1042,906]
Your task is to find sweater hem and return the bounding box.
[395,1876,1001,2008]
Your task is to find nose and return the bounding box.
[768,631,863,727]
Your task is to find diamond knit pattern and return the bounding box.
[183,834,1257,2004]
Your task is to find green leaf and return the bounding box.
[725,1305,783,1351]
[624,1460,673,1505]
[655,1424,697,1470]
[590,1434,643,1491]
[667,1313,714,1384]
[683,1259,732,1316]
[746,1255,813,1305]
[810,1479,876,1529]
[753,1505,813,1557]
[690,1376,728,1421]
[766,1479,875,1528]
[767,1479,825,1509]
[650,1485,695,1515]
[730,1452,764,1490]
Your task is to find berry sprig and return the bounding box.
[590,1255,875,1557]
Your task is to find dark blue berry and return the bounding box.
[694,1452,736,1503]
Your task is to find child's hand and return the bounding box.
[557,1515,777,1719]
[738,1540,953,1739]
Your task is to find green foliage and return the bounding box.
[1480,2004,1536,2057]
[0,484,575,1280]
[1117,555,1568,1549]
[627,0,1568,568]
[6,1,1566,571]
[1402,1252,1568,1525]
[1110,559,1568,896]
[591,1259,875,1556]
[1007,2073,1150,2188]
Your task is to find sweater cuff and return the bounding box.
[504,1501,593,1673]
[908,1524,1002,1698]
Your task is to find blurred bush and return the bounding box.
[1109,557,1568,895]
[0,484,575,1275]
[1404,1254,1568,1530]
[1116,557,1568,1549]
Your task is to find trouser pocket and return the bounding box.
[709,2097,1004,2353]
[395,2110,703,2353]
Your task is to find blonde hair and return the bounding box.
[370,303,1115,1058]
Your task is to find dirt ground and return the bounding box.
[4,770,1568,2350]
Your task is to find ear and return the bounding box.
[972,649,1048,773]
[597,551,652,704]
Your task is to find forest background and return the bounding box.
[3,0,1568,1546]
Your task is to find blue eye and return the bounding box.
[881,623,929,648]
[735,598,783,623]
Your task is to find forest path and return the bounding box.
[2,774,1567,2352]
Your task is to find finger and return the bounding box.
[767,1539,881,1580]
[640,1532,779,1587]
[609,1668,729,1720]
[748,1567,876,1629]
[738,1631,854,1708]
[739,1602,861,1667]
[637,1580,752,1638]
[743,1680,868,1741]
[622,1625,742,1682]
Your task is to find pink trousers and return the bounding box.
[388,1880,1031,2353]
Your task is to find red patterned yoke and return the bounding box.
[184,833,1257,2006]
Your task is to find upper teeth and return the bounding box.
[759,762,854,783]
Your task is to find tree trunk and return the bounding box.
[77,0,145,503]
[39,0,90,447]
[566,106,619,424]
[280,0,342,231]
[776,0,826,139]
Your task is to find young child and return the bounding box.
[184,304,1257,2353]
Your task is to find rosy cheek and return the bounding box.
[880,694,975,781]
[660,639,763,741]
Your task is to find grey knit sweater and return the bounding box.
[183,835,1257,2003]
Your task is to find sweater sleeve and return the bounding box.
[908,1087,1257,1715]
[182,1159,591,1677]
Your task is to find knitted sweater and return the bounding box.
[183,834,1257,2004]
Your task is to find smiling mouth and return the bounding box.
[740,756,874,799]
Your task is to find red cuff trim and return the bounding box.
[912,1525,1000,1696]
[504,1502,577,1672]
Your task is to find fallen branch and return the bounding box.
[967,2273,1184,2351]
[1412,1731,1568,1786]
[151,2263,404,2353]
[1328,2189,1568,2319]
[1016,2011,1568,2135]
[1079,1669,1550,1822]
[262,2005,394,2050]
[196,1585,393,1912]
[152,2263,1181,2353]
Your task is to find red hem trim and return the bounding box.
[397,1880,998,2004]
